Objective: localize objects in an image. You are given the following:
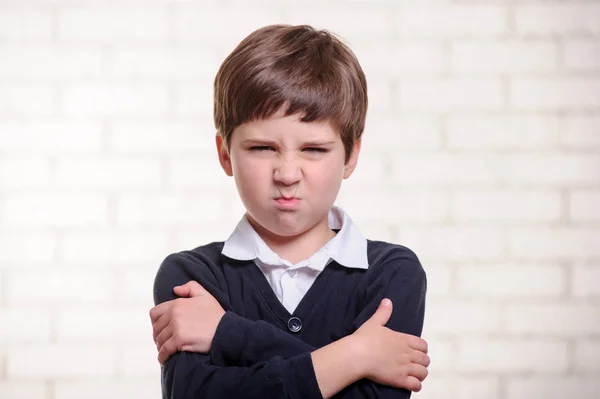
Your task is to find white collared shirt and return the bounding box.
[222,206,369,313]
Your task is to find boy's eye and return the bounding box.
[250,146,275,151]
[303,148,328,153]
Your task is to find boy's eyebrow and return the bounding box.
[241,139,336,146]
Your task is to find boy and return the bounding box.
[150,24,430,398]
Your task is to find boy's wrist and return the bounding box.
[344,334,370,380]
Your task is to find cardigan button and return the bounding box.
[287,317,302,333]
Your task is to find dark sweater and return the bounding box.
[153,240,427,399]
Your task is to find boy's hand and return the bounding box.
[351,299,430,392]
[149,281,225,365]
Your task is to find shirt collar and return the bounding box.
[222,206,369,270]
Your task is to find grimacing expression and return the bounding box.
[217,110,360,239]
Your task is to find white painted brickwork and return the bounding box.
[0,1,598,398]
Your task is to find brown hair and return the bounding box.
[213,24,368,163]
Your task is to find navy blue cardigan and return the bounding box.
[153,240,427,398]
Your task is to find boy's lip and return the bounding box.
[274,197,301,210]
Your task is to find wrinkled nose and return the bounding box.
[273,158,301,186]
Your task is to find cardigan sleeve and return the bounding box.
[153,253,323,399]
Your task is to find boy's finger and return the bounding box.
[408,336,428,354]
[410,350,431,368]
[155,324,173,351]
[368,298,393,326]
[158,336,176,365]
[152,312,171,344]
[408,363,429,382]
[149,300,175,323]
[174,281,206,297]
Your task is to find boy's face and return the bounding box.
[217,108,360,239]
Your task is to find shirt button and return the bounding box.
[287,317,302,333]
[289,269,298,278]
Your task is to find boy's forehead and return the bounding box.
[235,114,339,141]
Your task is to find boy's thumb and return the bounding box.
[173,281,205,297]
[369,298,393,326]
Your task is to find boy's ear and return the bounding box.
[216,134,233,177]
[343,139,361,179]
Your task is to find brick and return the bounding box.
[362,115,442,151]
[170,158,234,189]
[509,228,600,259]
[0,9,52,40]
[445,115,559,150]
[55,158,162,189]
[573,266,600,298]
[423,339,454,373]
[62,231,168,267]
[452,190,561,222]
[354,42,444,75]
[337,188,446,223]
[421,263,452,298]
[7,270,114,304]
[400,78,504,110]
[281,7,391,39]
[54,379,160,399]
[110,47,219,79]
[457,264,565,299]
[0,308,52,341]
[456,378,500,399]
[116,194,227,227]
[501,154,600,185]
[173,84,214,117]
[425,301,502,334]
[0,85,54,116]
[561,116,600,149]
[171,224,241,251]
[1,195,108,228]
[515,5,600,35]
[452,40,557,73]
[0,383,46,399]
[422,376,499,399]
[506,304,600,335]
[119,269,158,304]
[0,120,103,153]
[570,191,600,222]
[457,339,568,372]
[0,157,50,189]
[507,377,600,399]
[398,227,505,261]
[112,122,213,153]
[7,344,117,377]
[56,306,150,340]
[59,8,167,42]
[63,84,168,116]
[390,154,502,186]
[565,40,600,70]
[0,46,105,78]
[174,7,282,44]
[397,6,508,37]
[510,78,600,109]
[574,340,600,372]
[122,343,161,376]
[366,80,393,113]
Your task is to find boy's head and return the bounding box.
[213,24,368,240]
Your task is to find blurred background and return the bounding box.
[0,0,599,398]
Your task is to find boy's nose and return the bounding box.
[273,159,301,186]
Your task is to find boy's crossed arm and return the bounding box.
[150,254,429,399]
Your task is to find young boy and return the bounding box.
[150,24,430,399]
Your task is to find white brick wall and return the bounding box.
[0,1,598,399]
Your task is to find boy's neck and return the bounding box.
[246,214,336,265]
